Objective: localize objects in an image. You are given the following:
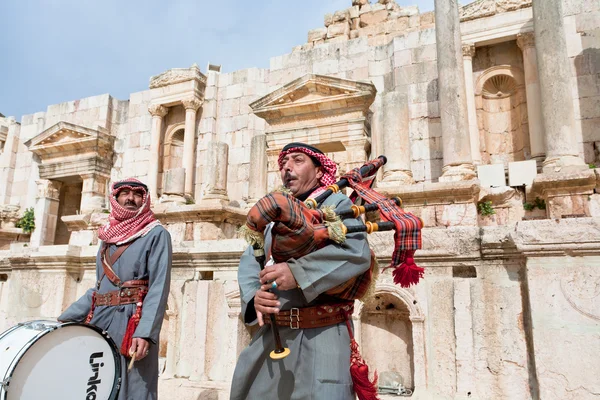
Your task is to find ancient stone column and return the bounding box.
[182,98,202,198]
[30,179,62,247]
[0,118,20,204]
[147,104,168,200]
[532,0,585,172]
[80,173,108,213]
[380,91,414,186]
[202,141,229,202]
[462,43,481,165]
[248,134,268,204]
[515,33,544,164]
[434,0,476,182]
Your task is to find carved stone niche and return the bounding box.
[250,74,377,180]
[25,121,114,180]
[25,121,114,216]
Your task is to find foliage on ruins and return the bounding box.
[523,197,546,211]
[477,200,496,216]
[15,207,35,234]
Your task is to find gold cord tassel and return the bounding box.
[360,255,380,301]
[326,220,347,244]
[238,225,265,248]
[320,205,339,222]
[272,185,293,195]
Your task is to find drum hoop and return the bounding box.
[0,321,121,400]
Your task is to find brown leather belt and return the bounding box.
[93,280,148,307]
[266,302,353,329]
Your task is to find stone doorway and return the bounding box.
[55,177,83,245]
[360,292,415,391]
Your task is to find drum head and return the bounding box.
[5,322,120,400]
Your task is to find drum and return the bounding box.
[0,320,121,400]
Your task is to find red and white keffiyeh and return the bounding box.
[98,178,161,245]
[277,144,338,198]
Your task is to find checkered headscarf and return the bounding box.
[98,178,161,245]
[277,143,337,197]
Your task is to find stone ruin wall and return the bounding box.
[0,0,599,399]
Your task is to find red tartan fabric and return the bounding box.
[341,161,424,287]
[98,178,161,245]
[245,191,373,300]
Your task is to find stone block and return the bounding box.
[368,60,390,76]
[477,163,507,187]
[419,11,435,27]
[324,13,333,27]
[371,3,386,12]
[163,168,185,195]
[359,10,388,27]
[403,61,438,84]
[308,27,327,42]
[581,118,600,142]
[393,49,412,67]
[348,5,359,19]
[333,9,349,22]
[327,21,350,39]
[313,59,339,75]
[350,18,360,30]
[359,2,372,14]
[385,17,409,33]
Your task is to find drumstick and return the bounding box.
[128,352,136,370]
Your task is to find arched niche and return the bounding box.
[354,283,426,394]
[474,65,529,166]
[164,124,186,171]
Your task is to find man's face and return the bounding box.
[116,188,144,211]
[280,152,323,197]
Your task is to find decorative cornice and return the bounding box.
[516,32,535,50]
[182,98,203,111]
[149,64,207,89]
[460,0,532,22]
[148,104,168,117]
[250,74,376,125]
[462,43,476,58]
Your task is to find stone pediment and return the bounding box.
[149,63,207,89]
[26,121,113,158]
[460,0,532,22]
[250,74,376,125]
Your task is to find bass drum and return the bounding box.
[0,320,121,400]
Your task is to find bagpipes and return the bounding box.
[239,155,424,353]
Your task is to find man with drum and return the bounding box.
[59,178,172,400]
[230,143,373,399]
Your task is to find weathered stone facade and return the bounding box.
[1,0,599,399]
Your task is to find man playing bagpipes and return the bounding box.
[59,178,172,400]
[231,143,384,400]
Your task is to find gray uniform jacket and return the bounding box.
[59,226,172,400]
[230,193,372,400]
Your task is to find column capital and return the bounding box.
[462,43,476,59]
[182,98,202,111]
[516,32,536,50]
[148,104,168,117]
[36,179,61,200]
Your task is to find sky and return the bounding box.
[0,0,437,119]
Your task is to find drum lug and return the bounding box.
[0,377,10,389]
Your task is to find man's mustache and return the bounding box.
[283,172,296,186]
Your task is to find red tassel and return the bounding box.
[84,294,96,324]
[391,256,424,288]
[344,315,380,400]
[350,339,380,400]
[120,301,143,357]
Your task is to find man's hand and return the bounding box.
[129,337,150,360]
[259,262,297,291]
[254,288,280,326]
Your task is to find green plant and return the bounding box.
[15,207,35,234]
[477,201,496,217]
[524,197,546,211]
[589,163,597,169]
[185,197,195,205]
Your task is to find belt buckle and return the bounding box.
[290,308,300,329]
